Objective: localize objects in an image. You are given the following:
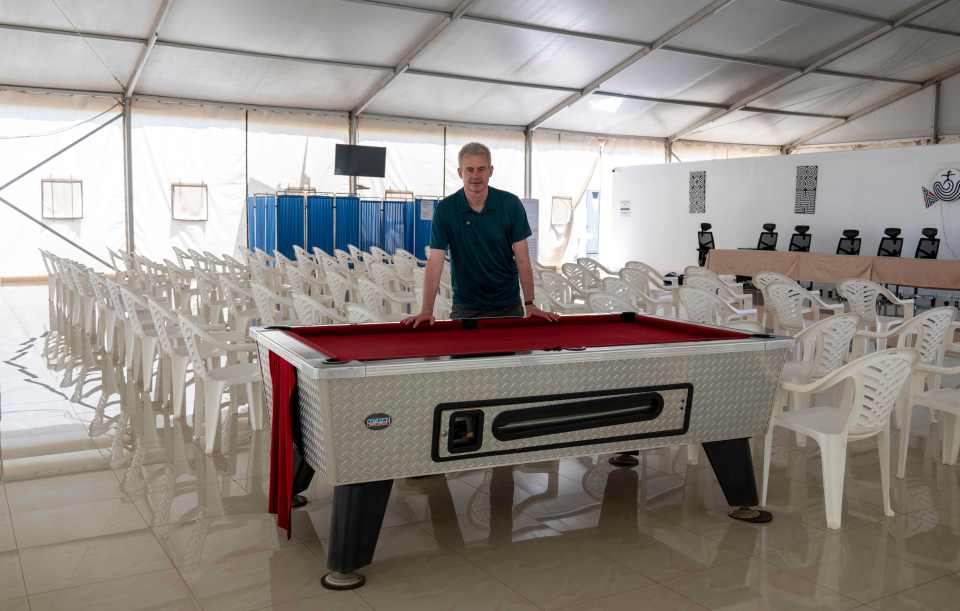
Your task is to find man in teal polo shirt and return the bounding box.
[403,142,557,325]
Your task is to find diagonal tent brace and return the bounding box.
[526,0,738,131]
[124,0,175,99]
[785,61,960,151]
[0,111,123,269]
[667,0,953,142]
[352,0,478,116]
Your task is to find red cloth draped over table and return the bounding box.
[268,351,296,538]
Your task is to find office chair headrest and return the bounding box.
[842,229,860,239]
[794,225,810,234]
[700,223,712,232]
[883,227,902,239]
[762,223,776,232]
[921,227,938,239]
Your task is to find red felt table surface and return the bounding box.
[281,314,750,362]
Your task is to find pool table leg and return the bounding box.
[702,438,773,524]
[322,479,394,590]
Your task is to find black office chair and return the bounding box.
[877,227,903,257]
[788,225,812,252]
[836,229,861,255]
[756,223,778,251]
[915,227,940,259]
[697,222,715,267]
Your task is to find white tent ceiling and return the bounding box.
[3,0,960,148]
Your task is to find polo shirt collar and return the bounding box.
[457,188,497,213]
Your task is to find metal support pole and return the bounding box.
[933,82,942,144]
[245,109,251,248]
[664,138,672,163]
[122,99,135,253]
[348,113,359,196]
[524,128,532,199]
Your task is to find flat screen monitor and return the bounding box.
[335,144,386,178]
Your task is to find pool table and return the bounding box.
[251,313,791,589]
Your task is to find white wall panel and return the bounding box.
[605,144,960,273]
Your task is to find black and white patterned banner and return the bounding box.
[794,165,818,214]
[689,171,706,214]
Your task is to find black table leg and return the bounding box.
[322,479,394,590]
[702,438,772,524]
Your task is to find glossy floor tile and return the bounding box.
[3,284,960,610]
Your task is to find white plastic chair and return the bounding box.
[619,269,677,316]
[291,292,348,325]
[684,275,756,318]
[540,271,590,314]
[761,348,916,529]
[356,277,418,322]
[178,314,262,454]
[561,262,603,294]
[587,292,635,313]
[576,257,618,280]
[677,287,761,332]
[883,307,959,477]
[837,278,914,352]
[250,283,298,325]
[755,271,841,330]
[346,303,380,323]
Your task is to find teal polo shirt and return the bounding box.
[429,187,532,309]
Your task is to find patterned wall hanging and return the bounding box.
[794,165,818,214]
[689,171,706,214]
[922,168,960,207]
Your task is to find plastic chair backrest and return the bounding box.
[843,349,915,436]
[291,292,343,324]
[796,313,860,378]
[767,283,807,332]
[678,287,726,325]
[325,270,352,311]
[893,306,956,366]
[587,292,634,313]
[837,279,883,324]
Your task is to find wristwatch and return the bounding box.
[524,299,534,306]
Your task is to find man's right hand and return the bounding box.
[401,311,435,328]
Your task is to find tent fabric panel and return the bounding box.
[444,126,524,197]
[466,0,715,44]
[748,74,905,117]
[412,19,639,90]
[363,72,572,126]
[137,46,386,111]
[2,0,164,38]
[601,50,792,105]
[821,29,960,84]
[162,0,444,67]
[541,95,718,138]
[684,111,838,146]
[807,87,935,145]
[668,0,878,65]
[358,116,444,198]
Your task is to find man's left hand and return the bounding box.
[526,305,560,322]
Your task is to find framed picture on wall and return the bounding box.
[171,183,209,221]
[795,165,818,214]
[689,171,706,214]
[41,179,83,220]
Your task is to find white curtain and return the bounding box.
[247,110,349,195]
[444,126,524,197]
[672,140,780,162]
[0,91,124,277]
[358,116,443,198]
[131,100,246,263]
[532,130,603,266]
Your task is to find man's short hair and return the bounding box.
[458,142,491,167]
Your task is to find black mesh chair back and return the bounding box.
[877,227,903,257]
[756,223,778,251]
[696,222,715,266]
[788,225,811,252]
[836,229,861,255]
[915,227,940,259]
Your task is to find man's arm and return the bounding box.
[419,249,446,315]
[512,239,535,304]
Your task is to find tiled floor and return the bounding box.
[2,284,960,610]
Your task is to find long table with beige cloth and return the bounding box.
[706,249,960,290]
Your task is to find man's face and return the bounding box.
[458,154,493,197]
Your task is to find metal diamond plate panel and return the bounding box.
[258,346,788,485]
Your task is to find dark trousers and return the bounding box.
[451,302,524,320]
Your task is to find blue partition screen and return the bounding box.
[384,200,414,255]
[306,195,334,256]
[334,196,359,253]
[276,195,304,260]
[263,195,277,255]
[414,198,436,258]
[245,196,255,249]
[359,199,383,252]
[254,195,269,252]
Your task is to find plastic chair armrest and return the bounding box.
[916,363,960,376]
